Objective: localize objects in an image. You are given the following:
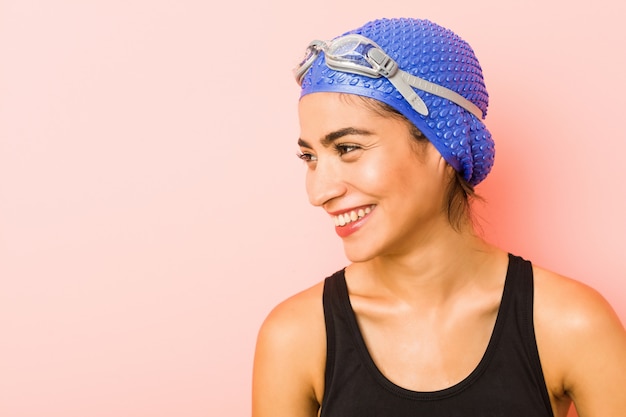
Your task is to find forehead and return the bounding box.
[298,93,386,135]
[298,92,420,145]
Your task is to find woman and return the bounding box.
[252,18,626,417]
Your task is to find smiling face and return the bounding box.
[298,92,455,263]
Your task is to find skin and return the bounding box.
[251,92,626,417]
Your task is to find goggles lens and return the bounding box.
[294,35,382,85]
[328,37,371,65]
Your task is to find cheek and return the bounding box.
[359,162,388,189]
[360,154,420,195]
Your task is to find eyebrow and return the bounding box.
[298,127,373,149]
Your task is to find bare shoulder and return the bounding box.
[533,265,622,328]
[256,280,326,359]
[532,265,626,417]
[252,280,327,417]
[533,265,624,341]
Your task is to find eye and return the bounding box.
[335,143,362,159]
[296,151,317,163]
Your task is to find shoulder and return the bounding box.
[532,265,618,328]
[532,264,626,415]
[532,265,623,343]
[257,279,326,353]
[252,279,327,417]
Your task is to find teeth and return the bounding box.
[333,205,374,227]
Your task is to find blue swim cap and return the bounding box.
[298,18,494,186]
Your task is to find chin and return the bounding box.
[341,241,381,264]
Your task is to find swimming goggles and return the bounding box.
[294,34,483,119]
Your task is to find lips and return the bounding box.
[330,205,375,238]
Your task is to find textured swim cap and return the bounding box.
[299,18,494,186]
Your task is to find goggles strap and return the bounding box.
[399,71,484,119]
[386,72,430,116]
[366,45,480,118]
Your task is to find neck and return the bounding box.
[346,220,503,306]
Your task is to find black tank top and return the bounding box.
[320,254,554,417]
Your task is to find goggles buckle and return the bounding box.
[366,48,397,78]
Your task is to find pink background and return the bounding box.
[1,1,624,416]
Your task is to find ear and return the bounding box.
[433,149,455,180]
[420,141,454,181]
[443,159,456,179]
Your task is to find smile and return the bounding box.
[333,205,375,227]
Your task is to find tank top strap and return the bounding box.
[322,268,350,395]
[502,254,554,414]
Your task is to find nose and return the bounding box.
[306,159,347,207]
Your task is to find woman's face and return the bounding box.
[297,92,452,262]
